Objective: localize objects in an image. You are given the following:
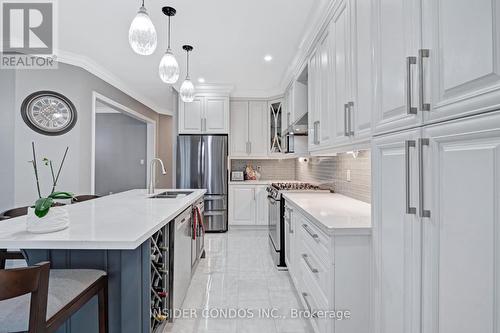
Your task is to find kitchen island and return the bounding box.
[0,189,206,333]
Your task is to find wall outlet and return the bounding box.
[140,159,145,165]
[346,169,351,182]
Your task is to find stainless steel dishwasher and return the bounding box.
[172,207,192,311]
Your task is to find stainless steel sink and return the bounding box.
[149,191,193,199]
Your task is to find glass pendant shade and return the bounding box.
[129,6,157,55]
[158,49,180,84]
[180,78,195,102]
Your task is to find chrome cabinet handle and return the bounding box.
[302,254,319,273]
[418,138,431,218]
[302,224,319,240]
[301,293,317,317]
[313,121,320,145]
[406,56,418,115]
[344,103,349,137]
[249,142,252,154]
[405,140,417,214]
[246,142,250,154]
[418,49,430,112]
[348,101,355,136]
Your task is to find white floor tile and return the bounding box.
[163,229,313,333]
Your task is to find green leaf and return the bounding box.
[34,197,54,218]
[49,191,74,200]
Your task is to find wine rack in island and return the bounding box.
[150,223,172,332]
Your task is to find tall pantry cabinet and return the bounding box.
[372,1,500,332]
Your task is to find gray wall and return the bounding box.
[95,113,147,195]
[0,70,16,212]
[1,62,175,208]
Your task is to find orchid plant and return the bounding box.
[29,142,73,218]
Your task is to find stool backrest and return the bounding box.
[0,262,50,332]
[0,206,29,219]
[72,195,100,204]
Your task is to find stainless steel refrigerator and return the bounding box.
[176,135,228,232]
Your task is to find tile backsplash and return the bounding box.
[295,151,371,203]
[230,159,296,181]
[230,151,371,203]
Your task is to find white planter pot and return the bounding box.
[26,206,69,234]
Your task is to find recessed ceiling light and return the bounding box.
[264,55,273,62]
[198,77,205,83]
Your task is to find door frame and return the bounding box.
[91,91,157,195]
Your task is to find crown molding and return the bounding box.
[194,84,234,94]
[55,50,173,116]
[279,0,339,93]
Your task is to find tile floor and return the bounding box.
[163,228,313,333]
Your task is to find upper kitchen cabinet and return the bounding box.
[283,79,308,134]
[308,0,373,153]
[269,99,285,154]
[178,94,229,134]
[372,0,422,135]
[229,100,268,157]
[421,0,500,124]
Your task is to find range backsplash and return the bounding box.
[230,151,371,203]
[295,151,371,203]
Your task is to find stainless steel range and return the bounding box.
[267,182,324,268]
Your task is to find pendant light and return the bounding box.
[158,6,180,84]
[128,0,157,56]
[180,45,195,103]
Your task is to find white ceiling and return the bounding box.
[57,0,319,114]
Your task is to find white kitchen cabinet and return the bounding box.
[421,0,500,124]
[285,199,371,333]
[372,129,422,333]
[228,185,255,225]
[228,184,268,226]
[372,0,422,135]
[331,0,352,147]
[420,111,500,333]
[249,101,268,156]
[373,110,500,333]
[308,48,320,151]
[229,101,249,156]
[178,95,229,134]
[255,185,268,225]
[229,100,268,157]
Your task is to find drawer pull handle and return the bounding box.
[301,292,318,318]
[302,254,319,273]
[302,224,319,240]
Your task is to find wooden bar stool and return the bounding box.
[0,262,108,333]
[0,207,29,269]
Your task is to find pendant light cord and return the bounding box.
[141,0,144,7]
[167,16,171,49]
[186,51,190,78]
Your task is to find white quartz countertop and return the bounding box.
[0,189,206,250]
[282,192,371,235]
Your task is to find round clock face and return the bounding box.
[21,91,77,135]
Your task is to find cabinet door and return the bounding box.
[204,96,229,134]
[319,31,333,147]
[248,101,268,156]
[421,0,500,124]
[229,101,249,156]
[372,128,422,333]
[331,0,353,147]
[421,112,500,333]
[350,0,373,142]
[255,185,268,225]
[372,0,422,135]
[229,186,255,225]
[179,96,203,134]
[308,50,320,150]
[293,80,308,122]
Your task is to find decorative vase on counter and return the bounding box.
[26,206,69,234]
[244,164,257,180]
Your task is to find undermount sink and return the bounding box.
[149,191,193,199]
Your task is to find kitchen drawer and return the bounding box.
[301,240,330,303]
[299,263,329,333]
[299,217,331,265]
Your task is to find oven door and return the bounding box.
[268,195,280,252]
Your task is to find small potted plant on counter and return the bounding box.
[26,142,73,233]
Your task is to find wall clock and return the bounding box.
[21,91,77,136]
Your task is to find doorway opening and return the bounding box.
[91,92,156,195]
